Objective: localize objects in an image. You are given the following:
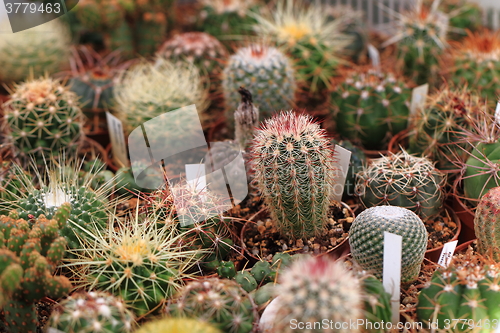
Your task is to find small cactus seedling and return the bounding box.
[356,149,446,221]
[475,187,500,261]
[251,111,338,240]
[48,291,136,333]
[349,206,428,283]
[135,317,222,333]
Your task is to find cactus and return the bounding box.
[222,44,296,124]
[349,206,428,283]
[430,0,483,39]
[135,11,168,57]
[114,59,209,132]
[464,140,500,203]
[251,111,337,240]
[0,161,29,215]
[332,139,366,199]
[0,205,73,333]
[475,187,500,261]
[251,0,352,93]
[382,0,449,86]
[0,19,71,82]
[235,271,258,293]
[330,69,411,150]
[409,86,482,171]
[165,277,258,333]
[2,77,85,164]
[135,317,223,333]
[417,252,500,329]
[355,150,446,221]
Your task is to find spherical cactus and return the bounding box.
[251,111,337,240]
[48,291,136,333]
[349,206,428,283]
[417,253,500,329]
[355,150,446,221]
[475,187,500,261]
[135,317,223,333]
[330,69,411,150]
[2,77,85,164]
[165,278,258,333]
[0,19,71,82]
[222,44,296,124]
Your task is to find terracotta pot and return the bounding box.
[451,178,478,242]
[240,202,355,262]
[454,239,477,254]
[424,205,462,263]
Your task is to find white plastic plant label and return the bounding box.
[383,231,402,324]
[410,84,429,116]
[106,112,129,168]
[332,145,352,202]
[367,44,380,70]
[437,240,458,268]
[495,102,500,125]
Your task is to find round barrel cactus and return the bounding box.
[349,206,428,283]
[475,187,500,261]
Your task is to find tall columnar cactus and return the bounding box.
[356,150,446,221]
[0,19,71,82]
[475,187,500,261]
[114,59,209,132]
[48,291,136,333]
[409,86,482,171]
[2,77,85,164]
[251,0,352,93]
[349,206,428,283]
[136,318,223,333]
[251,111,337,240]
[382,0,449,86]
[165,278,258,333]
[222,44,296,124]
[0,205,73,333]
[449,29,500,106]
[417,252,500,329]
[330,69,411,150]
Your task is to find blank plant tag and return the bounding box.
[437,240,458,268]
[367,44,381,70]
[106,112,129,168]
[410,84,429,116]
[383,231,402,324]
[332,145,352,202]
[495,102,500,125]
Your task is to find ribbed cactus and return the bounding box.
[433,0,483,39]
[2,77,85,164]
[48,291,135,333]
[409,86,482,170]
[417,253,500,329]
[475,187,500,261]
[222,44,296,124]
[251,111,337,240]
[135,318,223,333]
[0,205,73,333]
[349,206,428,283]
[165,278,258,333]
[0,19,71,82]
[356,150,446,221]
[331,69,411,150]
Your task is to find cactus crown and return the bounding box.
[158,32,228,61]
[453,29,500,62]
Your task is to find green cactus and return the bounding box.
[349,206,428,283]
[251,261,273,284]
[135,317,223,333]
[217,261,237,279]
[76,0,125,32]
[235,271,258,293]
[251,111,337,240]
[475,187,500,261]
[355,150,446,221]
[222,44,296,124]
[166,277,258,333]
[0,161,30,215]
[0,19,71,82]
[2,77,85,164]
[432,0,483,39]
[0,205,73,333]
[417,252,500,330]
[134,11,168,57]
[48,291,136,333]
[331,69,411,150]
[332,139,366,199]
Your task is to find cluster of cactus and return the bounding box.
[383,0,449,86]
[251,0,352,93]
[0,205,73,333]
[0,19,71,82]
[330,69,411,150]
[2,77,85,164]
[332,139,366,199]
[136,318,222,333]
[449,29,500,106]
[165,277,258,333]
[47,291,136,333]
[349,206,428,283]
[417,251,500,329]
[355,149,446,221]
[222,44,296,124]
[251,111,338,240]
[270,255,392,333]
[475,186,500,261]
[114,59,209,132]
[409,86,482,171]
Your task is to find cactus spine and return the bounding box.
[475,187,500,261]
[251,111,337,240]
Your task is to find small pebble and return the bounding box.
[296,239,304,248]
